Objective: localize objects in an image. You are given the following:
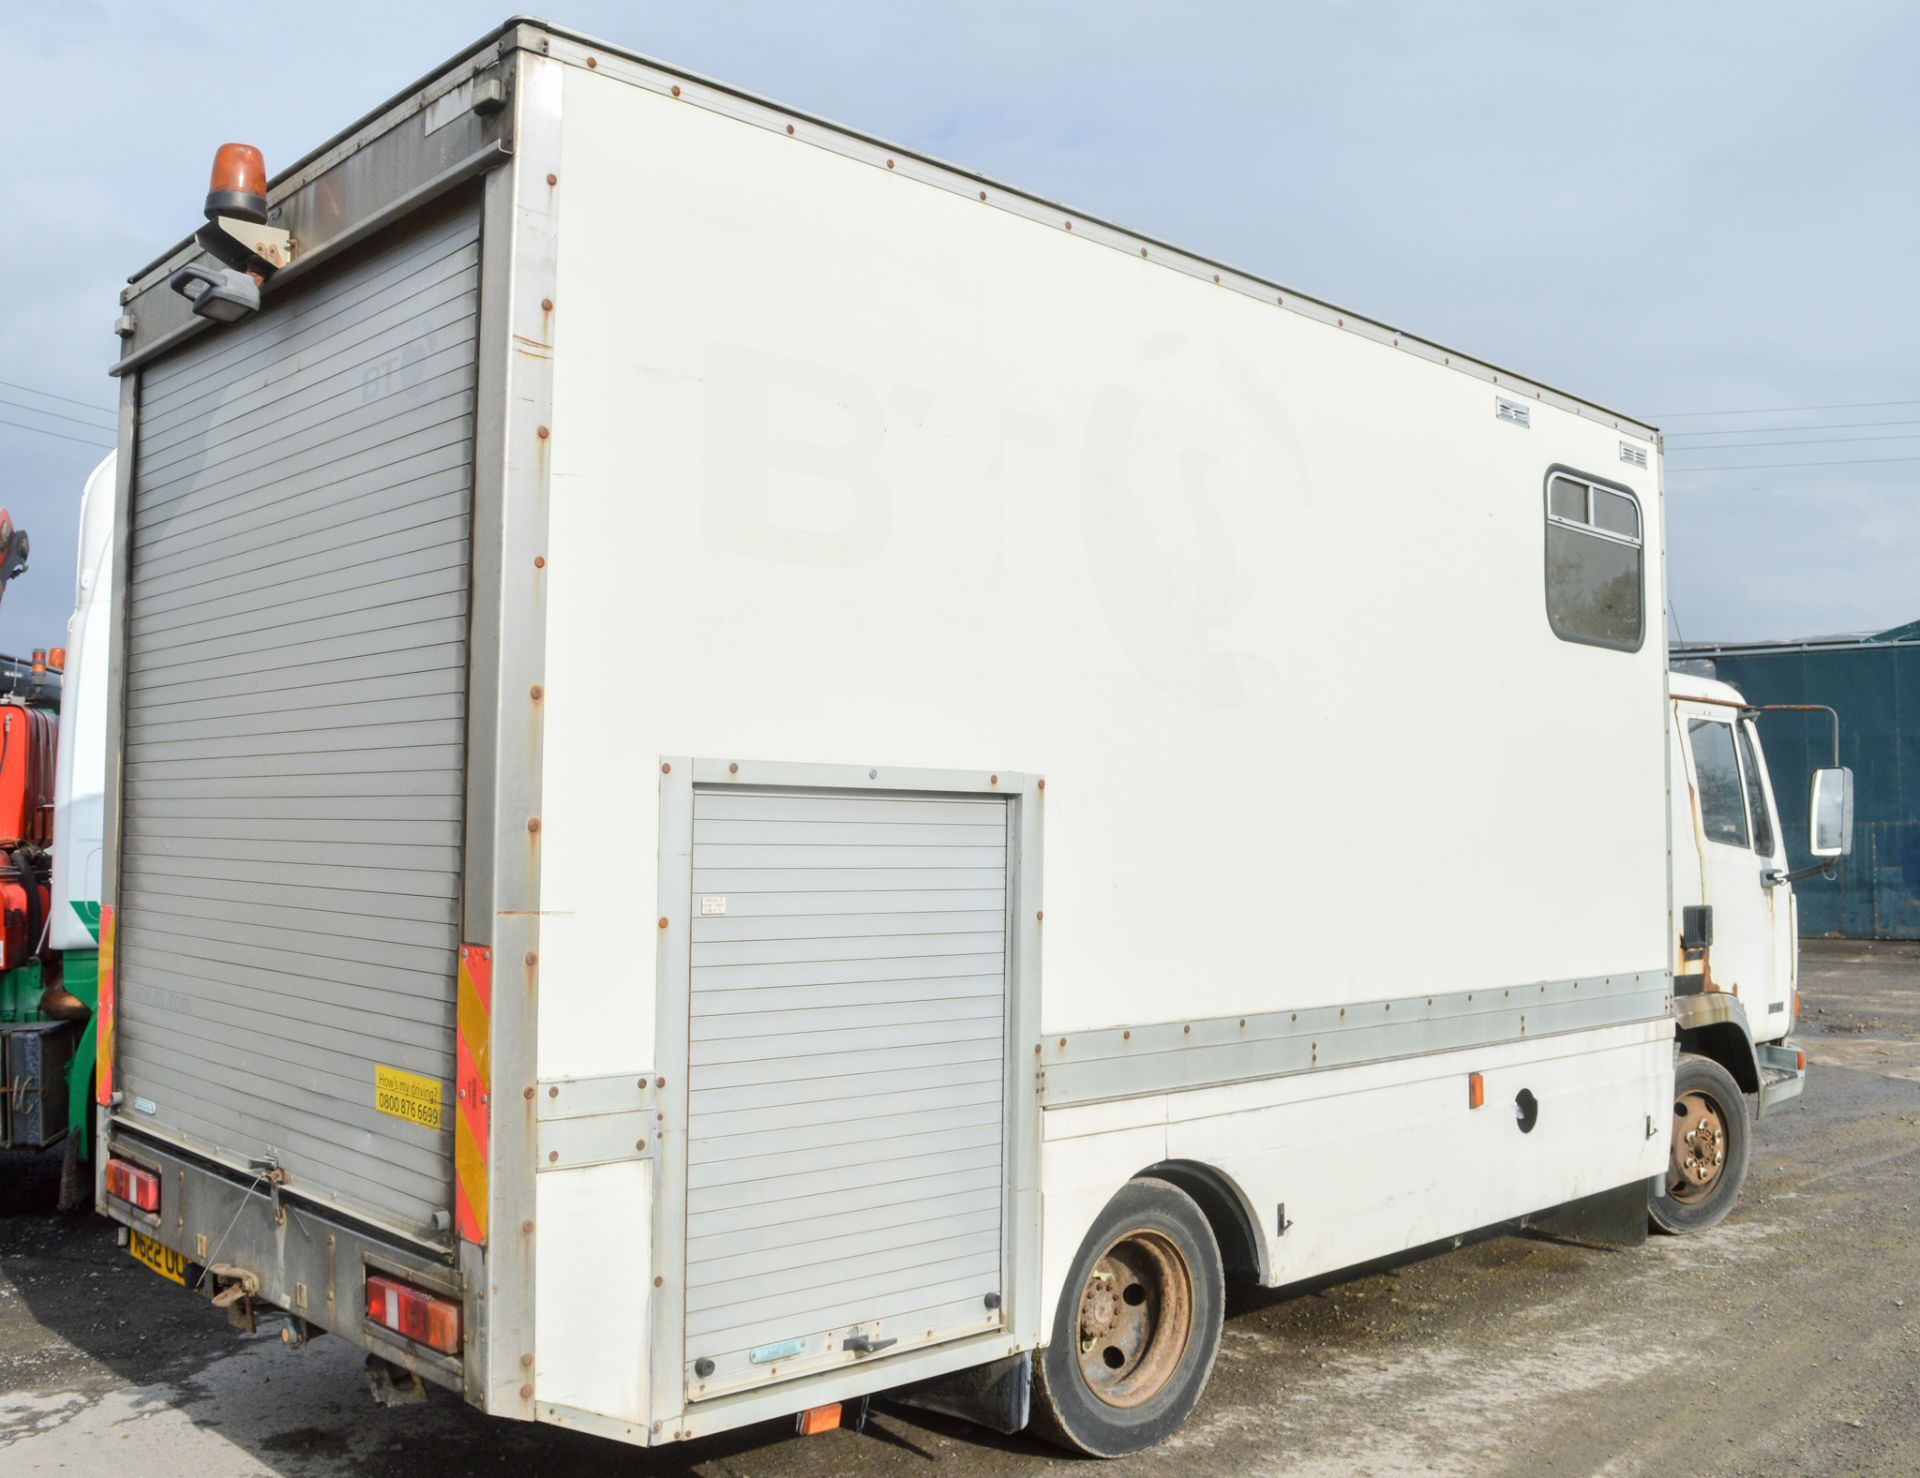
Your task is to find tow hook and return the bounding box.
[207,1263,261,1332]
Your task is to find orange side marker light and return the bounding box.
[1468,1072,1485,1110]
[796,1403,842,1436]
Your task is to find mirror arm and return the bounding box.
[1766,860,1840,888]
[1750,703,1841,767]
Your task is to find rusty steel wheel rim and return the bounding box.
[1669,1088,1729,1202]
[1074,1228,1194,1409]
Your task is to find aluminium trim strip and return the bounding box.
[1038,969,1671,1107]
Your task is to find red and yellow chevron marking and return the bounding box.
[454,944,492,1244]
[96,905,115,1106]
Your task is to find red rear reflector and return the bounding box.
[366,1274,461,1355]
[797,1402,842,1436]
[1467,1072,1485,1110]
[105,1157,160,1212]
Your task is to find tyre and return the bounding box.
[1030,1176,1224,1456]
[1649,1052,1751,1235]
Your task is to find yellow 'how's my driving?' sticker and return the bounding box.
[375,1064,444,1131]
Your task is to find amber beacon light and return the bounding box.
[205,142,269,224]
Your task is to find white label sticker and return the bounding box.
[701,896,727,916]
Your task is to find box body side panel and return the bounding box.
[540,66,1668,1047]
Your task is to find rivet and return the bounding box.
[886,158,895,169]
[654,1276,665,1288]
[520,1383,533,1399]
[1037,778,1046,790]
[541,297,553,311]
[658,917,669,930]
[547,1151,558,1163]
[1034,1044,1041,1055]
[537,425,550,439]
[1140,247,1148,258]
[729,762,739,774]
[530,684,544,701]
[1064,220,1073,231]
[990,774,999,785]
[523,1086,534,1100]
[661,762,671,773]
[1058,1038,1066,1049]
[786,123,795,135]
[586,56,597,68]
[1239,1019,1247,1029]
[527,817,541,833]
[656,1077,666,1089]
[1184,1024,1191,1035]
[1213,274,1221,284]
[1036,910,1044,922]
[546,173,557,186]
[868,768,878,779]
[1338,317,1345,327]
[533,555,546,568]
[548,1085,559,1098]
[635,1141,645,1152]
[670,85,681,97]
[521,1221,533,1235]
[520,1352,533,1367]
[978,190,987,201]
[1123,1030,1131,1040]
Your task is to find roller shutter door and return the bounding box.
[683,787,1011,1398]
[115,203,479,1243]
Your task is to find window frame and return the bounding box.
[1735,718,1779,861]
[1687,716,1751,850]
[1542,464,1646,653]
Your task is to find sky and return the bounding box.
[1,1,1914,650]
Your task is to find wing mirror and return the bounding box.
[1809,767,1854,857]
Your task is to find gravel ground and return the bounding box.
[3,938,1917,1475]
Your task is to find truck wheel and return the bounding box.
[1030,1177,1223,1456]
[1650,1053,1751,1235]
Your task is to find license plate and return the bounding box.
[129,1229,189,1286]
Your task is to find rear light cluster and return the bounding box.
[105,1158,160,1212]
[366,1274,462,1355]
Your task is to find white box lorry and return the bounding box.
[95,18,1848,1455]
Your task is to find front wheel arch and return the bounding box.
[1676,1019,1761,1094]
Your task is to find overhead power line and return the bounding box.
[1666,415,1920,438]
[0,416,114,450]
[1667,453,1920,474]
[1653,396,1920,419]
[1666,430,1920,453]
[0,377,114,422]
[0,395,119,432]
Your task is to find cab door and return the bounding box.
[1678,705,1789,1024]
[1735,716,1796,1038]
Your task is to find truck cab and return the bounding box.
[1660,671,1847,1229]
